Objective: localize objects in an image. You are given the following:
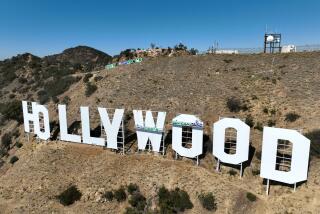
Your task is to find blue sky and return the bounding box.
[0,0,319,59]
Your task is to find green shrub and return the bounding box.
[1,133,12,148]
[305,129,320,158]
[124,207,141,214]
[0,114,4,126]
[255,151,262,160]
[43,76,79,98]
[189,48,199,55]
[129,192,146,211]
[9,156,19,164]
[0,133,12,157]
[251,95,258,100]
[62,96,71,105]
[51,96,59,103]
[252,169,260,176]
[73,63,82,71]
[267,119,276,127]
[127,183,139,194]
[85,82,97,97]
[241,103,249,111]
[158,186,193,213]
[12,129,19,139]
[57,185,82,206]
[174,42,188,51]
[94,75,103,82]
[246,192,257,202]
[114,187,126,202]
[119,49,136,59]
[0,100,23,123]
[263,107,268,114]
[83,73,93,83]
[104,191,114,201]
[2,71,17,85]
[16,142,23,148]
[254,122,263,132]
[228,169,237,176]
[245,115,254,128]
[38,92,49,104]
[198,192,217,211]
[223,59,233,63]
[226,97,241,112]
[285,112,300,122]
[18,77,27,84]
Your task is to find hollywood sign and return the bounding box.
[22,101,311,194]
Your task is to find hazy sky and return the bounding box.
[0,0,319,59]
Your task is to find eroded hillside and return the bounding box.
[0,51,320,213]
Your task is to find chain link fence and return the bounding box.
[199,44,320,54]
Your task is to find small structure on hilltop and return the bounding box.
[215,50,239,54]
[207,49,238,54]
[264,33,282,53]
[281,45,296,53]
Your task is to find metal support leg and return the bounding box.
[196,156,199,166]
[240,163,243,178]
[216,159,220,172]
[162,133,165,156]
[121,120,125,155]
[294,183,296,192]
[266,179,270,195]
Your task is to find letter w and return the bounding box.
[133,110,166,152]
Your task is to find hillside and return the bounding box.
[0,50,320,213]
[43,46,112,66]
[0,46,112,105]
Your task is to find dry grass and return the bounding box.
[1,52,320,213]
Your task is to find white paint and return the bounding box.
[172,114,203,158]
[22,101,36,133]
[133,110,166,152]
[260,127,310,184]
[281,45,296,53]
[212,118,250,164]
[80,106,104,146]
[33,104,51,140]
[58,105,81,143]
[22,101,51,140]
[267,35,274,42]
[98,108,124,149]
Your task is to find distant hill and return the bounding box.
[0,46,112,104]
[43,45,112,66]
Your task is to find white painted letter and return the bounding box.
[172,114,203,158]
[22,101,36,133]
[33,104,50,140]
[58,104,81,143]
[212,118,250,164]
[98,108,124,149]
[133,110,166,152]
[260,127,310,184]
[22,101,50,140]
[80,106,104,146]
